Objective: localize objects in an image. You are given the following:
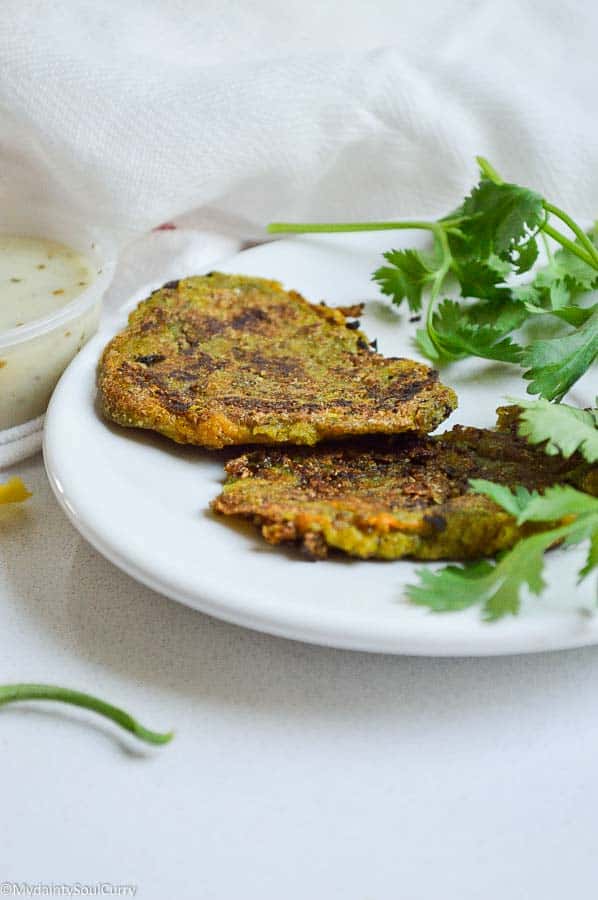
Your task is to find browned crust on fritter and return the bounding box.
[211,412,596,560]
[97,274,457,449]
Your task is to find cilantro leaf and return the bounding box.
[550,244,598,292]
[513,279,555,308]
[472,479,598,524]
[430,300,523,363]
[515,243,598,309]
[407,530,551,620]
[270,156,598,395]
[522,306,598,400]
[509,397,598,462]
[524,305,597,327]
[408,483,598,620]
[580,530,598,578]
[406,560,498,614]
[453,257,512,302]
[549,305,597,326]
[468,479,534,518]
[466,298,530,333]
[373,249,435,313]
[459,178,544,265]
[511,236,539,274]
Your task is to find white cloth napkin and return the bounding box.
[1,0,597,466]
[1,0,598,242]
[0,415,45,469]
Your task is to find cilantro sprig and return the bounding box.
[269,166,597,621]
[406,482,597,621]
[510,397,598,460]
[405,400,598,621]
[268,157,598,400]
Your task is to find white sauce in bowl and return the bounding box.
[0,232,113,433]
[0,236,94,331]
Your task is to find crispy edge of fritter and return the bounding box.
[97,274,457,449]
[211,414,597,561]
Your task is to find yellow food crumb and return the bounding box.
[0,477,32,504]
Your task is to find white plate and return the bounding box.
[43,234,597,656]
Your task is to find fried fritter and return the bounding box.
[211,410,597,560]
[98,274,456,449]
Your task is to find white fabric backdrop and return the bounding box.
[2,6,598,899]
[1,0,598,245]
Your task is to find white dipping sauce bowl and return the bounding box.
[0,214,116,433]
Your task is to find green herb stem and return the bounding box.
[0,684,173,745]
[426,225,453,352]
[541,231,553,263]
[475,158,598,270]
[267,220,438,235]
[543,201,598,268]
[475,156,504,185]
[268,217,595,274]
[541,222,598,269]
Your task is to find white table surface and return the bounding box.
[2,450,598,899]
[2,231,598,898]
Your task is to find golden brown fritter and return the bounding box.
[211,410,597,560]
[98,273,457,449]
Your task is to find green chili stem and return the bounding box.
[0,684,173,746]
